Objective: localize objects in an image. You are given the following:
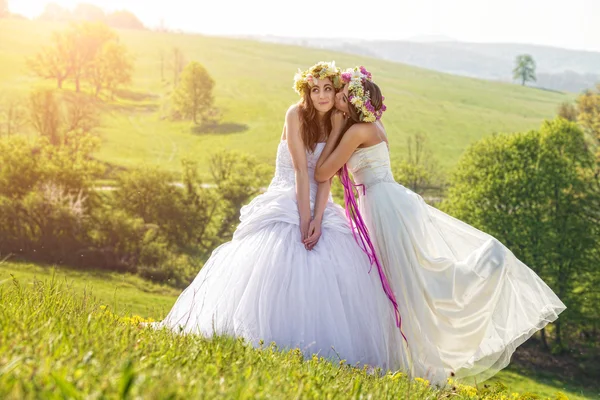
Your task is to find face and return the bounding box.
[309,77,335,113]
[335,84,350,114]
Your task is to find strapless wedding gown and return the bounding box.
[347,141,566,384]
[155,141,407,370]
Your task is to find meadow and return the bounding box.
[0,19,570,179]
[0,17,594,399]
[1,261,595,399]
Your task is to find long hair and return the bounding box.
[333,80,383,148]
[298,90,333,152]
[346,80,383,123]
[336,80,406,342]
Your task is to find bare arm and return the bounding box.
[304,177,332,250]
[286,105,311,242]
[313,179,331,223]
[314,125,366,182]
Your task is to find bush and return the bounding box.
[442,118,600,350]
[0,131,270,288]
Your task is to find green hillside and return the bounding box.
[0,18,570,178]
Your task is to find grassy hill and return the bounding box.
[249,36,600,92]
[1,260,595,399]
[0,18,571,179]
[1,18,597,399]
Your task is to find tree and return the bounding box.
[556,86,600,179]
[442,118,600,350]
[557,102,578,122]
[0,0,9,18]
[157,18,168,33]
[392,133,440,196]
[27,31,73,89]
[28,89,99,146]
[62,92,99,136]
[39,3,71,22]
[29,89,63,146]
[576,84,600,172]
[159,49,166,81]
[209,150,272,243]
[170,47,186,86]
[513,54,536,86]
[67,22,118,93]
[106,10,145,30]
[27,22,123,93]
[0,136,41,199]
[27,32,75,89]
[86,41,133,97]
[172,61,215,124]
[113,162,220,255]
[73,3,106,22]
[0,97,27,136]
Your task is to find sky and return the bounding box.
[9,0,600,53]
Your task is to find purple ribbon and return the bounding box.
[339,164,407,344]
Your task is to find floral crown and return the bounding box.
[341,66,386,122]
[293,61,343,96]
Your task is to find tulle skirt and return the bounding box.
[155,188,407,370]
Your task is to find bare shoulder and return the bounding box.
[284,104,301,142]
[346,122,375,140]
[286,103,300,119]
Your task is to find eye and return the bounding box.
[325,87,332,91]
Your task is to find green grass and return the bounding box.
[0,17,593,399]
[487,370,597,400]
[1,261,595,399]
[0,261,179,319]
[0,18,572,179]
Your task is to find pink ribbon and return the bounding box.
[339,165,407,343]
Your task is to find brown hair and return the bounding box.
[335,80,384,156]
[298,89,333,152]
[346,80,383,123]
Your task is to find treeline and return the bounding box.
[439,86,600,360]
[39,2,145,30]
[0,89,270,288]
[27,22,133,97]
[0,22,256,287]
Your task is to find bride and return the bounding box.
[313,66,566,384]
[154,62,407,371]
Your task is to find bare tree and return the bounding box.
[393,133,440,195]
[27,31,73,89]
[0,97,27,136]
[63,93,99,134]
[170,47,186,86]
[29,89,63,146]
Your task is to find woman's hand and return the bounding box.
[300,218,311,245]
[331,110,347,135]
[303,218,322,251]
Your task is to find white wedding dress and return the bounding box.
[347,141,566,384]
[155,141,407,370]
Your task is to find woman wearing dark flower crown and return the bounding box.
[313,66,566,384]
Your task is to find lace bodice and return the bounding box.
[268,141,329,200]
[347,142,395,190]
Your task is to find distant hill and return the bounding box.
[37,2,146,30]
[244,36,600,93]
[0,19,570,178]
